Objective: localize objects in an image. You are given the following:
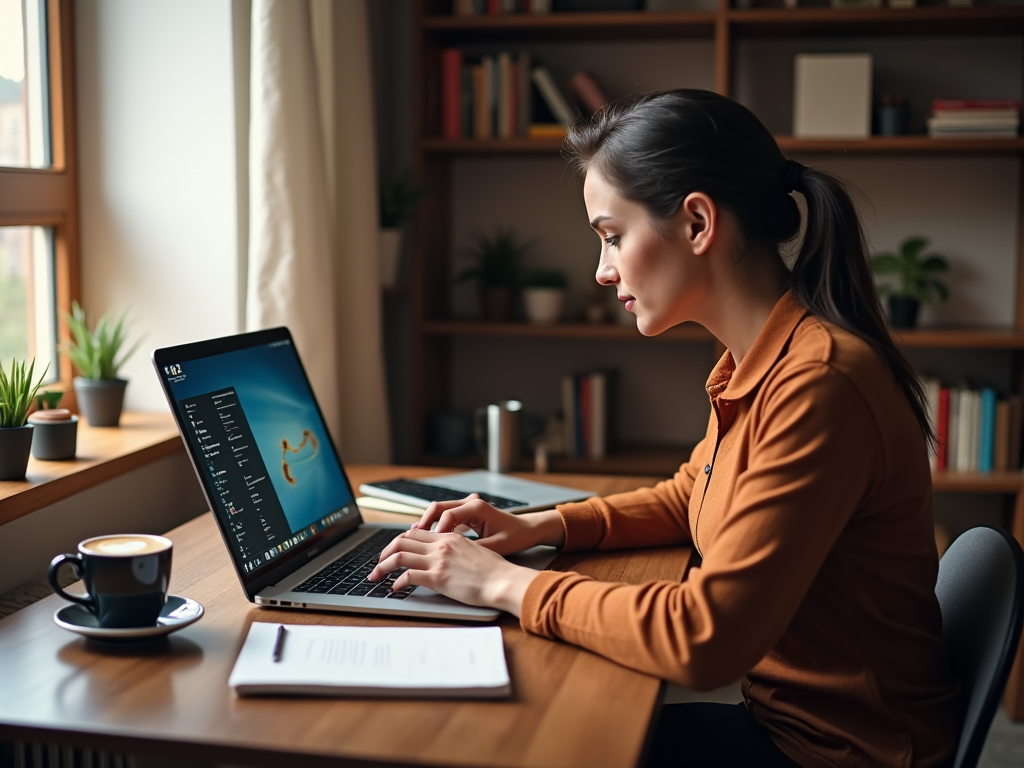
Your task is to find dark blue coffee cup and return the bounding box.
[48,534,173,628]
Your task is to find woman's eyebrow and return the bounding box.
[589,215,612,230]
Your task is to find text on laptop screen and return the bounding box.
[162,339,355,575]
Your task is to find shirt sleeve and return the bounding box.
[553,418,713,553]
[520,363,882,691]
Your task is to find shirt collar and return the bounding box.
[705,290,809,403]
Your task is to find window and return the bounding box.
[0,0,78,387]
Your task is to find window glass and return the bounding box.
[0,0,51,169]
[0,226,57,381]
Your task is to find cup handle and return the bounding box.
[48,553,94,609]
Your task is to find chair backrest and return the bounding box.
[935,525,1024,768]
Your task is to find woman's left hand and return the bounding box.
[368,529,538,616]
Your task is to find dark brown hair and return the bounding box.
[565,89,932,441]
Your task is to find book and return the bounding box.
[567,71,610,116]
[947,388,960,472]
[1009,395,1023,470]
[497,52,513,139]
[589,371,607,461]
[995,399,1010,472]
[517,52,532,136]
[979,388,996,473]
[441,49,463,140]
[936,386,949,471]
[229,623,511,698]
[969,390,982,472]
[932,99,1020,112]
[355,495,425,517]
[562,374,578,458]
[531,66,576,126]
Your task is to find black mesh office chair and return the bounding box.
[935,526,1024,768]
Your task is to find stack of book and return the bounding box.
[923,378,1023,473]
[454,0,551,14]
[562,370,614,460]
[441,51,610,141]
[926,99,1020,139]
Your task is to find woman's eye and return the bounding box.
[604,236,619,247]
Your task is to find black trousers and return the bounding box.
[645,702,802,768]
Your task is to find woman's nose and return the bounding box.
[595,254,617,286]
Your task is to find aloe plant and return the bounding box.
[871,236,950,304]
[0,358,49,429]
[62,301,143,380]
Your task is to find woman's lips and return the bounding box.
[619,295,635,312]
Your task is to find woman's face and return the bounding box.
[583,169,709,336]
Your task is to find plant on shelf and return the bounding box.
[63,301,143,427]
[523,268,569,326]
[378,170,426,288]
[0,358,48,480]
[456,228,536,322]
[871,236,950,329]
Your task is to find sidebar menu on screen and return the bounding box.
[180,388,291,574]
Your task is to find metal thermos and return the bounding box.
[479,400,522,473]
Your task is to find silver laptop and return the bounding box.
[153,327,553,621]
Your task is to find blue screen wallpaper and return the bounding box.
[165,340,353,533]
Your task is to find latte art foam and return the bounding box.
[82,536,170,556]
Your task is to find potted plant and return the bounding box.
[523,268,569,325]
[28,389,77,461]
[457,228,535,322]
[63,301,142,427]
[0,358,48,480]
[871,236,950,329]
[379,171,425,288]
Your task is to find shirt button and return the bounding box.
[704,465,711,475]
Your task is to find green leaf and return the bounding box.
[900,236,929,262]
[871,254,901,274]
[60,301,142,380]
[920,255,949,273]
[0,357,49,428]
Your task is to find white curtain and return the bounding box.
[248,0,390,462]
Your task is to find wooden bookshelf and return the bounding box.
[727,6,1024,38]
[422,136,1024,155]
[422,10,717,42]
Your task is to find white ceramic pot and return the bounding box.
[378,228,402,287]
[524,288,565,325]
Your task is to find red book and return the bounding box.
[932,99,1020,112]
[937,387,949,471]
[441,49,463,140]
[487,0,500,14]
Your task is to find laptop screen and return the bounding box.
[157,331,358,579]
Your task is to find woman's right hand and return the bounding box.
[410,494,566,556]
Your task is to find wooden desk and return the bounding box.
[0,466,688,768]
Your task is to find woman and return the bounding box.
[369,89,961,767]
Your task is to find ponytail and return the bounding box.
[565,89,933,442]
[791,168,932,442]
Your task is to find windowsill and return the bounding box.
[0,411,182,527]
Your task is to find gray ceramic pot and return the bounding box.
[29,414,78,460]
[0,424,34,480]
[73,377,128,427]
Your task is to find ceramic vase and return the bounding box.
[888,296,920,329]
[523,288,566,325]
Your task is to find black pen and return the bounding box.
[271,625,286,663]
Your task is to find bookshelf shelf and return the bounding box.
[423,320,713,342]
[421,11,717,42]
[422,136,1024,156]
[728,7,1024,38]
[930,471,1024,494]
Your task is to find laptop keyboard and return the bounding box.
[293,529,415,600]
[367,479,526,510]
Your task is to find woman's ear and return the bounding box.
[678,192,717,256]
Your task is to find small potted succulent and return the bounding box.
[871,236,950,329]
[0,358,48,480]
[456,228,535,322]
[63,301,142,427]
[379,171,425,288]
[523,268,569,325]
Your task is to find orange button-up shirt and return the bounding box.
[521,291,961,768]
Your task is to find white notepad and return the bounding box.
[228,623,511,698]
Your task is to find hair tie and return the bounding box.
[784,160,805,192]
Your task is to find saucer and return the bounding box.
[54,595,204,642]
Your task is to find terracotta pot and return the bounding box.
[480,287,517,322]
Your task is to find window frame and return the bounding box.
[0,0,79,392]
